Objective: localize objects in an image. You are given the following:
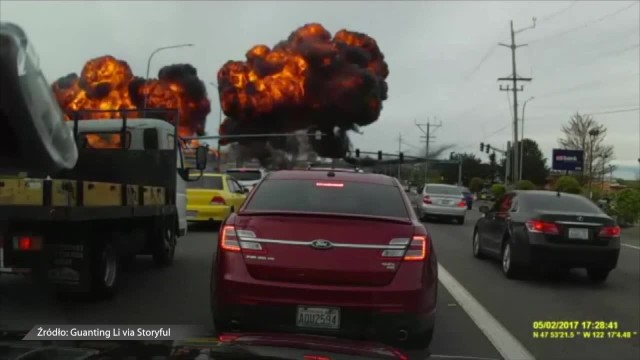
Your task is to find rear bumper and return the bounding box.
[214,303,435,341]
[187,205,230,222]
[421,204,466,217]
[512,237,621,269]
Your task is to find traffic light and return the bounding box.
[486,144,491,154]
[480,142,484,152]
[450,152,455,160]
[399,152,404,163]
[355,149,360,158]
[377,151,383,160]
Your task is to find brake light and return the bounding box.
[219,226,264,253]
[220,225,240,252]
[598,225,621,238]
[12,235,42,251]
[404,235,427,261]
[458,199,466,207]
[211,196,226,205]
[316,182,344,188]
[526,220,560,235]
[381,233,429,261]
[422,196,432,204]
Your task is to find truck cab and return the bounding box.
[68,118,190,237]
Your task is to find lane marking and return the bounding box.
[438,263,535,360]
[621,243,640,250]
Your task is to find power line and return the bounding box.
[585,107,640,116]
[528,2,639,44]
[536,72,639,99]
[537,1,579,24]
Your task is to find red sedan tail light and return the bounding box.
[220,225,264,253]
[381,230,430,261]
[404,235,427,261]
[422,196,432,204]
[525,219,560,235]
[598,225,621,238]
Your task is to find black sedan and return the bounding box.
[472,190,621,283]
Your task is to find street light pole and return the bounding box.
[143,43,194,109]
[520,96,534,182]
[588,129,600,199]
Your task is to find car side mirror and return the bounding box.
[479,205,490,214]
[243,187,250,194]
[195,145,208,171]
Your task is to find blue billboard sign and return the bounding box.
[552,149,584,171]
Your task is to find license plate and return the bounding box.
[186,210,197,217]
[440,200,452,205]
[569,228,589,240]
[296,306,340,329]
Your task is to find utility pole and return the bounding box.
[397,133,402,179]
[498,18,535,185]
[415,118,441,184]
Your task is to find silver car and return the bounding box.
[417,183,468,224]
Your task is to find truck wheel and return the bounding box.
[153,217,176,267]
[91,240,119,299]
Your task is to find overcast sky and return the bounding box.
[2,0,639,178]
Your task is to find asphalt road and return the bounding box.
[1,209,639,360]
[424,203,640,360]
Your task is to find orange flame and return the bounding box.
[216,23,389,152]
[51,55,211,146]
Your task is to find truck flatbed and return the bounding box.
[0,204,175,221]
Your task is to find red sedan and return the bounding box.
[210,169,438,350]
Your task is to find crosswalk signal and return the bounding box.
[399,152,404,163]
[377,151,383,160]
[355,149,360,158]
[480,142,484,151]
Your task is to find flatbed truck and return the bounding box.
[0,21,208,297]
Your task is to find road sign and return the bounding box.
[552,149,584,171]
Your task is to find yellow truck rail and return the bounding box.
[0,177,166,207]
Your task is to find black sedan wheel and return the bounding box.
[472,231,485,259]
[501,242,520,279]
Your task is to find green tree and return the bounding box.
[612,189,640,226]
[439,153,492,184]
[518,139,550,186]
[516,180,535,190]
[491,184,506,198]
[554,175,582,194]
[469,177,484,193]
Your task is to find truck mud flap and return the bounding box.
[45,242,91,292]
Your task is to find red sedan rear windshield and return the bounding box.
[245,179,409,218]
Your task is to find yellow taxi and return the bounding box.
[186,173,248,223]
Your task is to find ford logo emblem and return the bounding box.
[310,239,333,250]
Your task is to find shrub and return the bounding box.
[491,183,506,198]
[554,175,582,194]
[516,180,535,190]
[612,189,640,226]
[469,177,484,193]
